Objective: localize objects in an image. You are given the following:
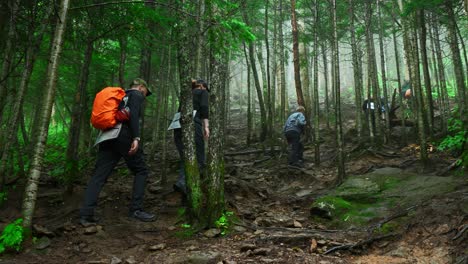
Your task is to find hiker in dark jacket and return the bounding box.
[173,79,210,195]
[284,106,306,168]
[79,78,155,225]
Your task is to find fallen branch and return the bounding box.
[324,233,399,255]
[369,204,421,233]
[453,224,468,240]
[225,148,281,156]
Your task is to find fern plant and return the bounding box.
[0,218,25,254]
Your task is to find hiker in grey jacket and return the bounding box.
[284,106,306,168]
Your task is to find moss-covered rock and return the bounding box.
[310,167,461,229]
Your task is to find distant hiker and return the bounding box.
[284,105,306,168]
[170,79,210,196]
[80,78,155,226]
[362,96,389,130]
[401,80,412,99]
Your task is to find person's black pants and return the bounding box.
[80,127,149,217]
[285,130,303,165]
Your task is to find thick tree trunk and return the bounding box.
[22,0,70,228]
[206,51,227,227]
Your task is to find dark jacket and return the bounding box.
[120,89,145,139]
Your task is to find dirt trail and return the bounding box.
[1,109,467,263]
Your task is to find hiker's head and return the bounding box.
[296,105,305,113]
[192,78,209,92]
[130,78,152,97]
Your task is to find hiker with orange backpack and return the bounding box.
[79,78,155,225]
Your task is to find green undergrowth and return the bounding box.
[0,218,25,254]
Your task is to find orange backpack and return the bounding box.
[90,87,126,130]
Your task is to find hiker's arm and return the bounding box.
[200,91,210,139]
[203,118,209,139]
[128,92,145,140]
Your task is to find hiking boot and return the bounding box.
[79,215,100,227]
[129,210,156,222]
[288,162,304,169]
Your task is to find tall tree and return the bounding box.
[445,0,467,130]
[349,0,364,142]
[0,0,19,121]
[22,0,71,228]
[290,0,306,108]
[332,0,345,183]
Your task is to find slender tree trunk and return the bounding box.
[118,36,127,88]
[446,1,467,130]
[290,0,305,108]
[365,1,376,144]
[321,43,330,130]
[418,9,434,134]
[22,0,70,228]
[433,16,449,134]
[349,0,364,143]
[399,0,428,162]
[377,0,391,142]
[313,0,320,166]
[393,30,407,144]
[278,0,287,124]
[243,43,252,144]
[65,41,93,191]
[264,0,273,142]
[332,0,345,182]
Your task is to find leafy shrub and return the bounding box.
[215,211,235,236]
[0,218,25,254]
[438,118,468,167]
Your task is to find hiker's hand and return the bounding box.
[128,139,139,155]
[204,126,210,140]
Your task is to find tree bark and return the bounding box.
[418,9,434,134]
[349,0,364,142]
[65,40,94,191]
[332,0,345,183]
[22,0,70,228]
[377,0,391,142]
[0,0,19,121]
[445,0,467,130]
[290,0,305,108]
[313,0,320,166]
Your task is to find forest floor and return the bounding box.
[1,106,467,264]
